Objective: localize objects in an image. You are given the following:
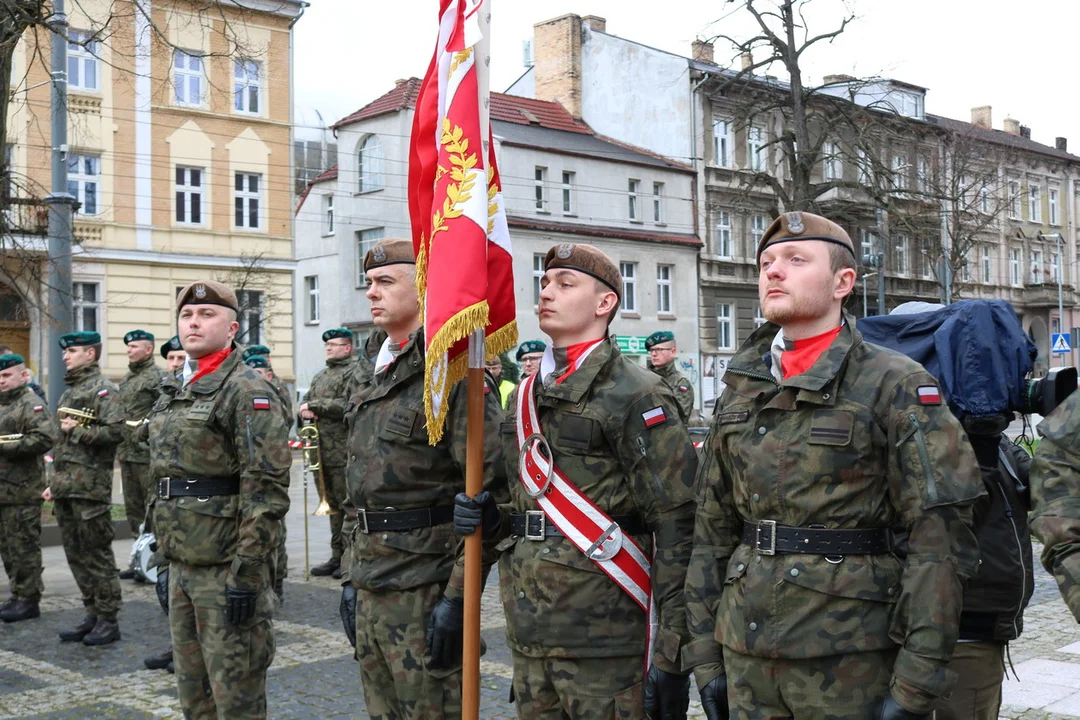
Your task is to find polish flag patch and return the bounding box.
[917,386,942,405]
[33,405,44,413]
[642,406,667,428]
[97,388,109,397]
[252,397,271,411]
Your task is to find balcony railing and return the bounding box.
[1,197,49,236]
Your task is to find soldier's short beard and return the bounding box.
[762,290,833,327]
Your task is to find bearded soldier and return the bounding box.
[151,281,291,718]
[0,354,56,623]
[645,331,694,424]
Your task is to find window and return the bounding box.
[324,195,334,234]
[234,172,261,229]
[1007,180,1020,219]
[1031,250,1043,285]
[961,252,971,282]
[561,171,574,215]
[1050,187,1060,225]
[73,282,99,332]
[716,210,732,258]
[534,167,548,212]
[979,185,991,214]
[892,153,907,190]
[1010,248,1021,286]
[982,246,991,284]
[1029,183,1041,223]
[656,264,673,315]
[620,261,637,313]
[175,166,202,225]
[68,30,99,92]
[894,234,908,276]
[857,147,870,185]
[652,182,664,224]
[916,155,930,192]
[1051,251,1061,283]
[358,136,384,192]
[67,154,99,215]
[822,140,840,181]
[750,214,766,251]
[233,59,261,114]
[716,303,734,350]
[305,275,320,323]
[356,227,385,286]
[532,253,545,306]
[628,179,640,221]
[173,50,203,107]
[919,243,932,279]
[236,290,263,345]
[754,304,767,329]
[748,126,765,171]
[713,119,733,167]
[859,228,876,263]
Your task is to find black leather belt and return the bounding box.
[157,476,240,500]
[509,511,647,541]
[357,506,454,534]
[741,520,896,556]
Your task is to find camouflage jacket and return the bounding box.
[52,363,124,502]
[491,338,697,672]
[684,316,983,713]
[343,327,507,601]
[150,347,292,589]
[302,357,354,468]
[116,357,163,463]
[652,360,695,424]
[1031,389,1080,622]
[0,386,56,504]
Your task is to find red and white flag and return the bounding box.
[409,0,517,443]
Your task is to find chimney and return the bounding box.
[1057,137,1068,152]
[581,15,606,33]
[692,39,714,64]
[823,73,855,85]
[1003,117,1021,135]
[971,105,992,130]
[741,51,753,71]
[1020,125,1031,140]
[533,15,584,118]
[394,78,408,87]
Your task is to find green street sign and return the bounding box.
[616,335,650,355]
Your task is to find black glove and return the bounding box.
[877,696,930,720]
[224,586,258,625]
[699,674,729,720]
[453,490,502,537]
[155,568,169,615]
[644,665,691,720]
[340,584,357,649]
[425,595,464,670]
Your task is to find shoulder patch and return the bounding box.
[97,388,109,397]
[33,405,44,412]
[642,406,667,428]
[252,397,271,411]
[917,385,941,406]
[677,384,690,393]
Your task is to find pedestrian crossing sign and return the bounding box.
[1052,333,1071,354]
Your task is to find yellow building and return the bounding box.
[3,0,302,384]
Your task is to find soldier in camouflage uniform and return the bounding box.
[455,243,697,719]
[1031,387,1080,621]
[300,327,356,578]
[117,330,164,577]
[241,345,293,420]
[504,340,545,412]
[161,335,187,376]
[46,331,126,646]
[339,238,506,719]
[0,354,56,623]
[151,280,291,718]
[683,212,984,720]
[645,330,695,424]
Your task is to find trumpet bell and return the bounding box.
[313,499,331,517]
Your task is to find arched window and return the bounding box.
[358,135,383,192]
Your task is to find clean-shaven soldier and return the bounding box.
[161,335,187,377]
[645,331,695,424]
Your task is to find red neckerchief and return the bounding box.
[556,338,605,384]
[190,347,233,384]
[781,325,842,380]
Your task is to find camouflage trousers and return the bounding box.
[272,520,288,583]
[0,503,44,602]
[510,652,645,720]
[169,561,276,720]
[724,647,895,720]
[119,461,152,536]
[324,465,347,559]
[355,582,462,720]
[54,498,122,621]
[933,641,1003,720]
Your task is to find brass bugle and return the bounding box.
[58,407,96,428]
[0,433,23,444]
[299,423,331,516]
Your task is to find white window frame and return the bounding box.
[68,30,99,92]
[979,185,991,214]
[234,172,261,230]
[961,251,972,282]
[1007,180,1020,219]
[753,304,767,329]
[67,153,100,215]
[748,126,766,172]
[356,227,385,287]
[713,118,733,167]
[894,234,908,276]
[236,290,264,345]
[561,171,574,215]
[750,214,765,252]
[324,194,335,235]
[981,246,992,285]
[916,154,930,192]
[892,153,908,190]
[233,59,261,115]
[656,264,673,315]
[358,135,384,192]
[1049,186,1060,225]
[1031,249,1043,285]
[857,147,870,185]
[1029,183,1042,223]
[652,182,664,224]
[859,228,876,263]
[534,166,548,212]
[620,261,638,313]
[716,303,734,351]
[73,281,100,332]
[715,210,732,258]
[175,166,203,226]
[173,49,204,107]
[532,253,545,306]
[822,140,841,181]
[305,275,320,324]
[1051,250,1061,283]
[1009,247,1021,286]
[628,179,641,221]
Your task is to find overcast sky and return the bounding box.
[294,0,1078,151]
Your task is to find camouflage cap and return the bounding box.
[0,353,25,371]
[322,328,353,343]
[241,345,271,361]
[645,330,676,350]
[516,340,547,360]
[244,355,270,369]
[176,280,238,314]
[757,211,856,262]
[363,238,415,273]
[543,243,621,299]
[123,329,155,345]
[59,331,101,349]
[160,335,183,359]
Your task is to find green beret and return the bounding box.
[0,353,25,371]
[515,340,547,360]
[160,335,183,359]
[124,329,155,345]
[322,328,353,343]
[645,331,676,350]
[241,345,271,361]
[59,331,100,349]
[245,355,269,369]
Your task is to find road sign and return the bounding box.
[1052,333,1071,354]
[616,335,650,355]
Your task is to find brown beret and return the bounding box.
[176,280,238,314]
[363,238,415,273]
[543,243,622,299]
[757,211,856,262]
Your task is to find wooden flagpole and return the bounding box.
[462,327,485,719]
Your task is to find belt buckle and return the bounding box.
[358,509,369,534]
[756,519,777,556]
[524,511,546,541]
[158,477,171,500]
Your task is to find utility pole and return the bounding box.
[877,251,886,316]
[45,0,77,409]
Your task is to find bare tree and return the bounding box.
[213,252,287,347]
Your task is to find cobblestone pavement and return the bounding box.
[1,460,1078,718]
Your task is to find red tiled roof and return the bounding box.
[332,78,424,129]
[507,215,702,248]
[294,164,338,215]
